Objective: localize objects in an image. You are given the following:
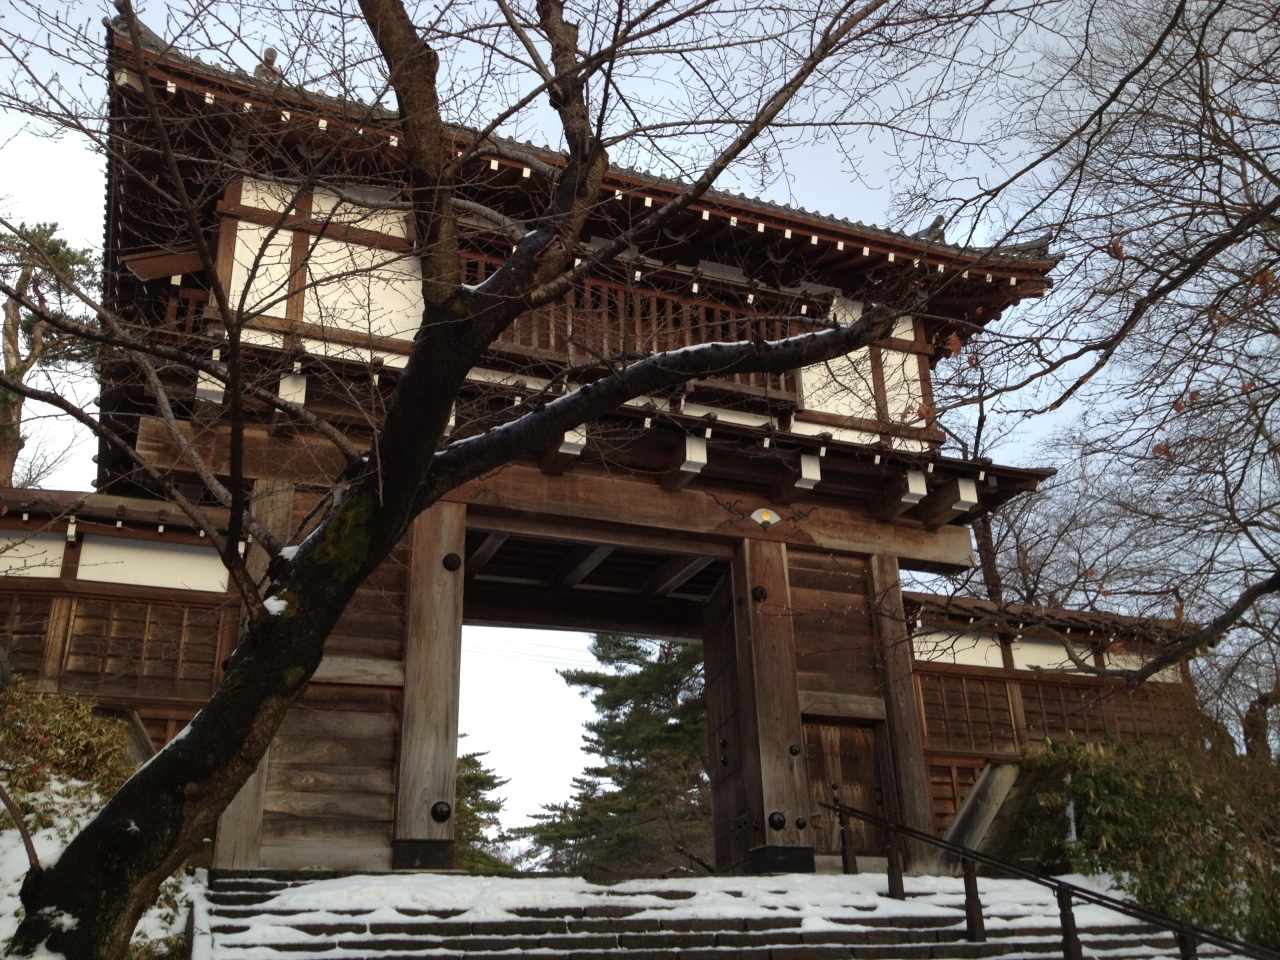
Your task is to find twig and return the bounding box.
[0,779,40,873]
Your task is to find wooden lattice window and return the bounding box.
[917,673,1020,755]
[928,762,985,835]
[57,598,228,701]
[0,594,53,678]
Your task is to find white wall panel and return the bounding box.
[304,238,423,342]
[77,536,229,593]
[913,630,1003,667]
[881,347,923,422]
[0,532,65,578]
[229,222,294,321]
[311,189,409,238]
[1011,637,1092,672]
[799,350,878,420]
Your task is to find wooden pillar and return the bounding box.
[393,502,466,869]
[213,479,295,870]
[868,554,937,873]
[730,539,814,873]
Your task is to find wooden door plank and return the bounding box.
[212,747,270,869]
[213,479,294,870]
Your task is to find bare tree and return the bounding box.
[0,0,1062,954]
[892,0,1280,705]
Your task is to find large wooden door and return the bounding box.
[802,721,886,858]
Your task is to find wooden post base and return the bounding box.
[748,846,816,874]
[392,839,455,871]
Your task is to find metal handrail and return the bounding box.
[819,799,1279,960]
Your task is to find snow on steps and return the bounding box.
[189,871,1239,960]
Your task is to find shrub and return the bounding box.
[0,678,135,833]
[1022,738,1280,947]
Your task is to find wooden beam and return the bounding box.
[660,435,708,492]
[731,538,814,872]
[878,470,928,520]
[643,554,714,597]
[549,543,613,588]
[797,689,887,721]
[136,416,975,568]
[868,554,936,873]
[311,656,405,686]
[394,502,466,870]
[120,247,202,281]
[464,580,704,641]
[772,453,822,506]
[446,462,974,570]
[916,477,980,529]
[538,427,587,476]
[467,514,734,558]
[464,531,507,577]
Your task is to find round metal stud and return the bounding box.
[767,811,787,831]
[442,553,462,571]
[751,586,768,603]
[795,817,808,830]
[789,743,802,756]
[430,801,453,822]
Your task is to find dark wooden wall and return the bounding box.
[917,663,1198,834]
[257,492,409,870]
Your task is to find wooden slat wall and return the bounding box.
[259,684,400,870]
[256,493,409,871]
[926,760,985,836]
[0,593,53,679]
[917,674,1020,756]
[918,666,1199,835]
[787,550,877,698]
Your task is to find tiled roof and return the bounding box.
[107,16,1054,266]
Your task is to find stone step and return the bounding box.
[204,925,1177,957]
[201,935,1187,960]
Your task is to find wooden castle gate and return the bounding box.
[0,16,1196,878]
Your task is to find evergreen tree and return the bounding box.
[517,634,712,879]
[454,743,512,872]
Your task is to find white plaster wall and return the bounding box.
[799,350,878,420]
[1105,648,1183,683]
[77,536,229,593]
[1011,637,1093,672]
[229,221,293,335]
[0,532,65,578]
[913,629,1003,667]
[303,237,423,342]
[311,188,410,238]
[881,347,923,423]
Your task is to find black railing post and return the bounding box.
[816,800,1277,960]
[962,858,985,942]
[886,825,906,900]
[1056,885,1083,960]
[834,785,858,875]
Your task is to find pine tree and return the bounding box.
[517,634,712,879]
[454,744,512,872]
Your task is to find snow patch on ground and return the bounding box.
[0,781,202,951]
[195,870,1148,956]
